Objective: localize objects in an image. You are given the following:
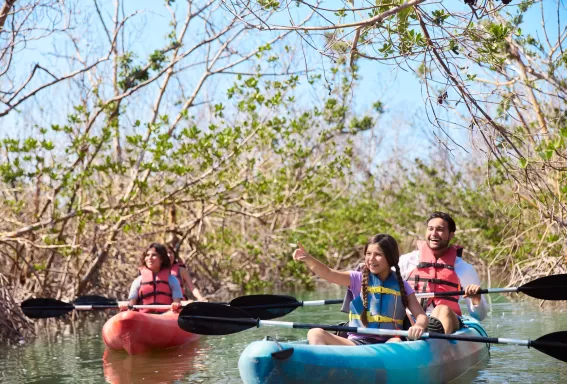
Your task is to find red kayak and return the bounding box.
[102,311,200,355]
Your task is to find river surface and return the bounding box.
[1,286,566,383]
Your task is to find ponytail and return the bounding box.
[360,265,370,327]
[394,264,409,308]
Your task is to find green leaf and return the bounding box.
[519,158,528,169]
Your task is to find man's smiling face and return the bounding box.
[426,217,454,251]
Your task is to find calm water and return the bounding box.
[1,286,566,383]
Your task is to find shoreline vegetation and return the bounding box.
[2,230,564,346]
[2,1,567,345]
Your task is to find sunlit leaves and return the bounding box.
[432,9,449,26]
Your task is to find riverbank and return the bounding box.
[1,274,34,345]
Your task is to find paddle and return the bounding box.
[229,294,343,320]
[219,274,567,319]
[20,294,339,320]
[22,296,130,319]
[178,302,567,363]
[414,274,567,300]
[237,274,567,318]
[23,273,567,319]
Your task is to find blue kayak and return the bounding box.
[239,319,489,383]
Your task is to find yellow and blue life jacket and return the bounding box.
[349,271,406,329]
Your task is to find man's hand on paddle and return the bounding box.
[463,284,481,305]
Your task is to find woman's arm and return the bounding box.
[293,242,350,287]
[169,276,183,312]
[405,293,428,339]
[180,267,206,301]
[120,277,141,311]
[191,287,206,301]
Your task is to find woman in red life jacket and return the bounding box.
[166,245,207,302]
[118,243,184,313]
[293,234,428,345]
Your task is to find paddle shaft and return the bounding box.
[235,290,518,309]
[259,320,567,349]
[186,315,562,347]
[23,304,175,310]
[238,299,343,310]
[24,300,343,312]
[415,288,518,298]
[236,285,558,308]
[232,283,561,311]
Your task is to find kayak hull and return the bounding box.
[102,311,200,355]
[239,320,489,384]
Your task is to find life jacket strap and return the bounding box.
[440,297,459,303]
[420,280,429,311]
[416,262,455,271]
[139,290,173,300]
[140,280,170,286]
[349,313,404,325]
[367,286,401,296]
[407,276,460,289]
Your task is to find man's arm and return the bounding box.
[398,250,420,280]
[455,260,488,321]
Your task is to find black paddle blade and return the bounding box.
[519,274,567,300]
[73,295,118,306]
[21,298,74,319]
[178,302,258,335]
[230,294,299,320]
[531,331,567,362]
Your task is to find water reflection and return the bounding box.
[103,341,203,384]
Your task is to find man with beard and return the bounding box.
[399,212,488,334]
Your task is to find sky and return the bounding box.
[0,0,564,168]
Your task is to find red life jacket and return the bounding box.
[170,262,186,297]
[137,267,172,313]
[407,241,462,316]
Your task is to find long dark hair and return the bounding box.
[360,234,408,326]
[139,243,170,269]
[165,244,181,264]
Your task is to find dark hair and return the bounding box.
[165,244,180,264]
[139,243,171,269]
[427,212,456,233]
[360,234,408,327]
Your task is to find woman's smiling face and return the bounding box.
[145,248,163,272]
